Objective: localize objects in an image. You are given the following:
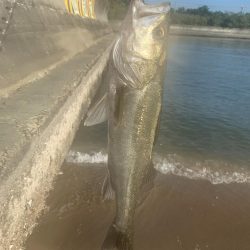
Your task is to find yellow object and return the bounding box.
[64,0,72,13]
[78,0,83,16]
[64,0,96,19]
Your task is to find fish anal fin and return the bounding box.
[84,94,108,127]
[143,162,157,186]
[137,162,156,207]
[102,175,115,201]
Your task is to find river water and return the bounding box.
[160,36,250,172]
[67,36,250,184]
[26,36,250,249]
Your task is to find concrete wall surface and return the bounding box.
[0,0,115,249]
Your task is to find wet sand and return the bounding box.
[26,163,250,250]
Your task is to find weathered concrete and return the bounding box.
[0,0,111,93]
[0,0,115,249]
[170,25,250,39]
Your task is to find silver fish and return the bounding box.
[85,1,170,249]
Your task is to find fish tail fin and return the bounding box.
[102,224,133,250]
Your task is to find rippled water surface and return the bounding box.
[70,36,250,183]
[160,36,250,168]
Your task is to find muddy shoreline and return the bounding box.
[26,163,250,250]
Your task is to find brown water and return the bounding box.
[26,163,250,250]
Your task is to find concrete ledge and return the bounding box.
[0,0,111,93]
[0,1,114,248]
[0,34,115,249]
[170,25,250,39]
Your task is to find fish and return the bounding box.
[84,0,170,249]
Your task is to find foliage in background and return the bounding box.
[108,1,250,29]
[171,6,250,29]
[108,0,129,20]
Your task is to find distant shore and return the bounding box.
[170,25,250,39]
[110,22,250,40]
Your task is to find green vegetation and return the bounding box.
[108,2,250,29]
[108,0,129,20]
[171,6,250,29]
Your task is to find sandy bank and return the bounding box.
[25,163,250,250]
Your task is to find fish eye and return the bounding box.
[153,27,165,40]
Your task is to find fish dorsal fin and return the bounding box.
[84,94,108,126]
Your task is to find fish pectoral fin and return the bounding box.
[84,94,108,126]
[113,37,143,90]
[102,175,115,201]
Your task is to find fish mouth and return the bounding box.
[136,1,171,18]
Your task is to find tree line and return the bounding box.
[108,1,250,29]
[108,0,130,20]
[171,6,250,29]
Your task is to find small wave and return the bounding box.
[66,150,250,185]
[66,151,107,164]
[153,156,250,185]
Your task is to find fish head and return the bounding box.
[129,0,170,61]
[119,0,171,86]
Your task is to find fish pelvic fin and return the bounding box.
[102,224,133,250]
[102,175,115,201]
[84,93,108,126]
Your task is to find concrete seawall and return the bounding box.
[170,25,250,39]
[0,1,114,249]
